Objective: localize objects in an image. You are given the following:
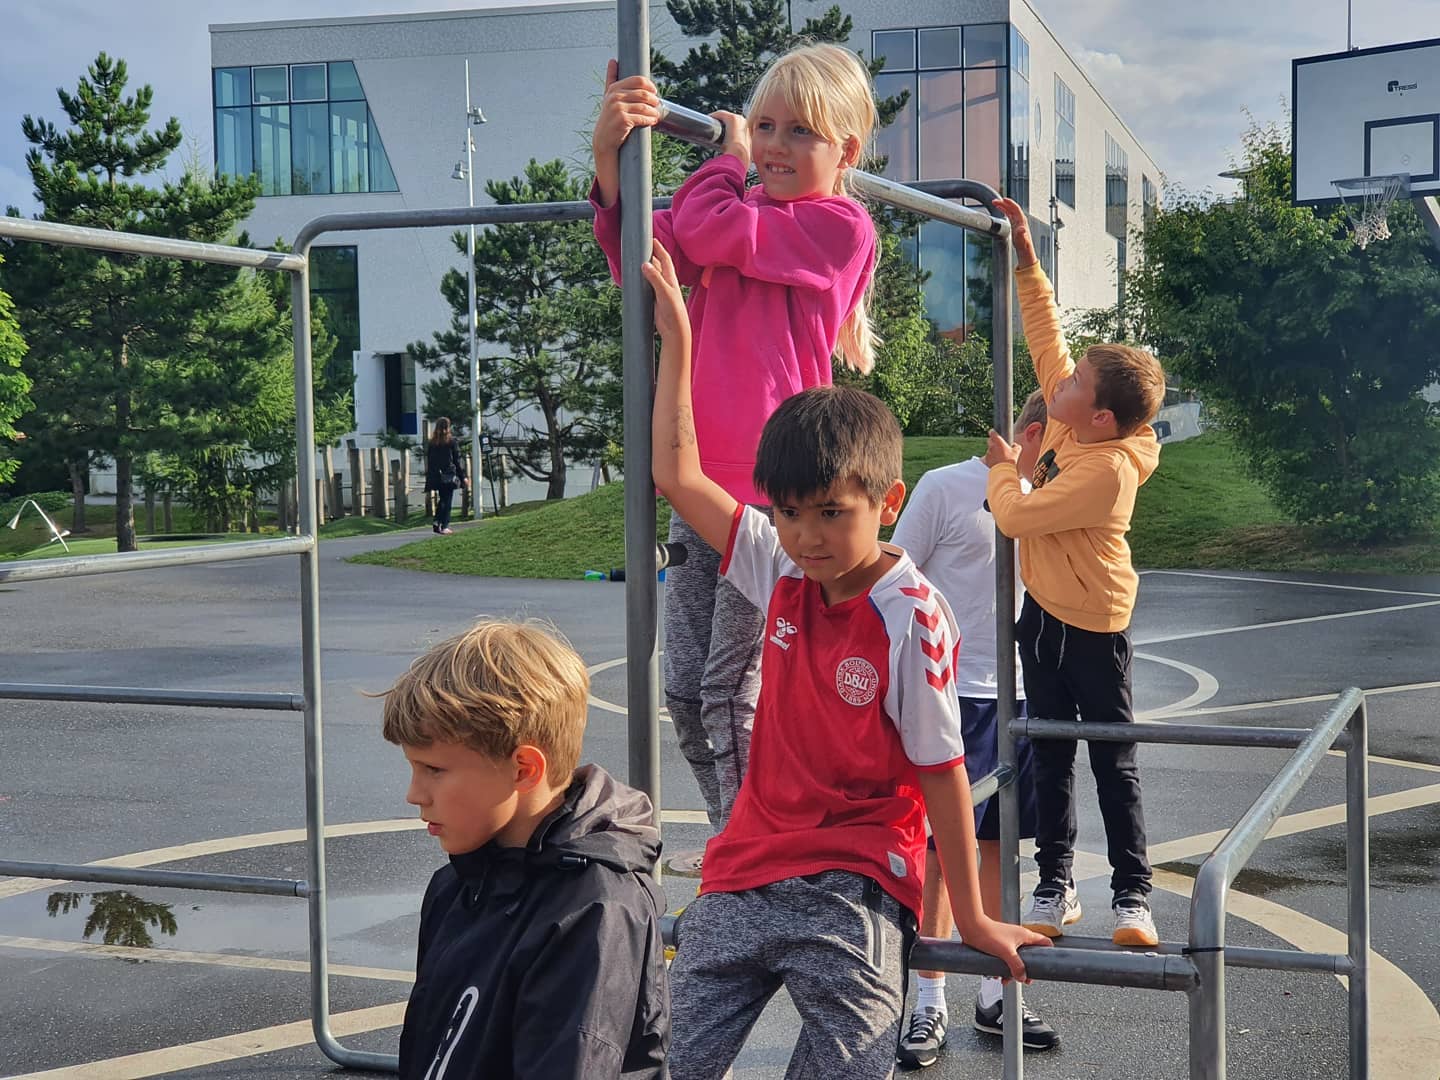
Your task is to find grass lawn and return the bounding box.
[349,433,1440,580]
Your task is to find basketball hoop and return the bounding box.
[1332,173,1410,249]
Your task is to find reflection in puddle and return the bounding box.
[46,890,178,949]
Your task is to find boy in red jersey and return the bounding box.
[645,240,1048,1079]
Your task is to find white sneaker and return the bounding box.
[1022,882,1082,938]
[1112,896,1159,947]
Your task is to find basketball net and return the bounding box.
[1332,173,1411,249]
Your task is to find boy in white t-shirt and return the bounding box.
[891,391,1058,1068]
[643,240,1049,1079]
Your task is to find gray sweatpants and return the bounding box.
[669,871,912,1080]
[664,511,768,828]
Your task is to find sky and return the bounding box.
[0,0,1433,215]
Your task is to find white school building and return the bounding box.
[191,0,1162,505]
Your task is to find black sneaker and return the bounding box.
[896,1006,947,1069]
[973,993,1061,1051]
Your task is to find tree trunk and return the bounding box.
[541,396,565,500]
[114,342,136,553]
[68,461,88,534]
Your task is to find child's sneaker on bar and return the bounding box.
[1022,881,1082,938]
[1112,894,1159,947]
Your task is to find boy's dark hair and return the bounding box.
[1016,388,1048,430]
[753,386,902,504]
[1084,344,1166,437]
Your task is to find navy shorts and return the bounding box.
[928,698,1038,844]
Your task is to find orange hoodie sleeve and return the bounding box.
[986,455,1133,539]
[1015,261,1073,404]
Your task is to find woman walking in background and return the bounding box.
[425,417,467,535]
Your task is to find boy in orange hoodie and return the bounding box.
[983,197,1166,948]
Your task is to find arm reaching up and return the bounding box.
[992,196,1073,403]
[644,240,739,552]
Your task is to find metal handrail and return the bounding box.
[0,534,314,584]
[0,215,303,272]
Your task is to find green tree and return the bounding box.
[6,53,270,550]
[409,159,621,500]
[1131,119,1440,541]
[0,256,33,486]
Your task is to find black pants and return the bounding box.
[433,483,455,530]
[1018,594,1151,899]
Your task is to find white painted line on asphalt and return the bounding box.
[1134,598,1440,646]
[0,935,414,983]
[1134,652,1221,717]
[1141,569,1440,599]
[7,1001,408,1079]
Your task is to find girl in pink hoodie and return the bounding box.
[592,44,880,859]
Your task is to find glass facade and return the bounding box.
[1055,76,1076,207]
[872,23,1017,339]
[311,246,361,398]
[212,61,398,196]
[1105,131,1129,239]
[1142,173,1159,228]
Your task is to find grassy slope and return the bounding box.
[350,432,1440,579]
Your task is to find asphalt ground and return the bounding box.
[1,530,1437,1079]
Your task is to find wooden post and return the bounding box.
[498,450,510,510]
[163,492,174,533]
[399,446,412,524]
[277,483,289,534]
[421,421,434,518]
[291,477,301,534]
[315,477,327,527]
[322,446,337,518]
[372,448,390,519]
[391,458,407,523]
[348,440,365,517]
[144,488,156,534]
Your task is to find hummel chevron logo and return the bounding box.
[769,616,799,651]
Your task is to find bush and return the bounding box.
[0,489,69,522]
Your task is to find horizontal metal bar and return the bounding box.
[969,763,1015,806]
[0,216,304,272]
[910,937,1198,991]
[1047,934,1353,975]
[655,98,1008,236]
[1014,717,1352,751]
[0,683,304,711]
[0,535,314,584]
[0,861,308,897]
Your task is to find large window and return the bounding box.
[212,61,399,196]
[310,246,360,407]
[1055,76,1076,207]
[1142,173,1159,229]
[1009,27,1030,212]
[873,23,1016,339]
[1105,131,1129,239]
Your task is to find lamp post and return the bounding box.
[451,58,488,519]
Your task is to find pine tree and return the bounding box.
[7,53,269,550]
[0,255,33,486]
[409,159,621,500]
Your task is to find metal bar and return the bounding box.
[617,0,662,834]
[1036,934,1353,975]
[988,220,1023,1080]
[0,535,314,584]
[0,683,303,711]
[1347,698,1371,1079]
[969,763,1014,807]
[1187,687,1364,1080]
[0,860,307,897]
[654,100,1009,237]
[909,938,1198,992]
[1015,717,1353,751]
[464,59,484,522]
[0,215,304,272]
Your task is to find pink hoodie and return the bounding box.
[592,155,878,505]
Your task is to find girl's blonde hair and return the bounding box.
[746,43,880,374]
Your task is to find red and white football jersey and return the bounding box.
[699,505,965,917]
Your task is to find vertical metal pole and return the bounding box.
[1347,0,1353,50]
[465,59,484,520]
[617,0,661,830]
[1189,950,1226,1079]
[1346,698,1371,1079]
[294,259,392,1071]
[991,226,1022,1080]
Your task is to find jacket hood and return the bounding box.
[1065,425,1160,484]
[448,765,659,891]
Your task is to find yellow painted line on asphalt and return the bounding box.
[1152,867,1440,1076]
[9,1001,407,1079]
[0,935,413,984]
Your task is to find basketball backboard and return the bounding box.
[1292,37,1440,206]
